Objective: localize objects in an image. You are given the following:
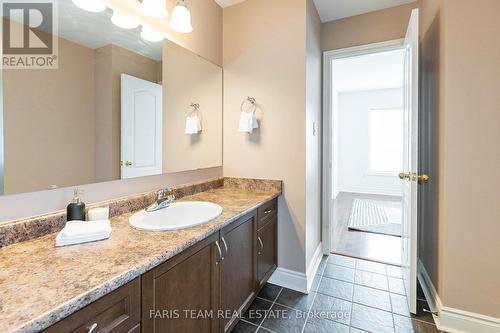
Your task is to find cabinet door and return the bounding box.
[220,212,257,332]
[142,233,220,333]
[257,217,278,287]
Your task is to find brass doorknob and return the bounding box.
[399,172,411,180]
[417,173,430,183]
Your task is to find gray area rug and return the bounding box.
[348,199,402,237]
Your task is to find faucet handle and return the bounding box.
[157,188,172,199]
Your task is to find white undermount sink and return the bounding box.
[129,201,223,231]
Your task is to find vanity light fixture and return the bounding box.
[140,0,168,18]
[72,0,106,12]
[170,0,193,33]
[141,25,165,42]
[111,10,141,29]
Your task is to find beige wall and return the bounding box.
[441,0,500,318]
[420,0,500,319]
[223,0,308,273]
[321,2,417,51]
[3,37,96,194]
[105,0,222,66]
[163,41,223,173]
[305,0,322,269]
[94,46,114,182]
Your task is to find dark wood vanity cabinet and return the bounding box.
[141,233,221,333]
[43,199,277,333]
[220,212,257,332]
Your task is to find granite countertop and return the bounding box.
[0,185,280,333]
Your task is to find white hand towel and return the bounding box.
[185,115,202,134]
[56,220,111,247]
[238,111,259,133]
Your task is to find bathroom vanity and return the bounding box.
[0,179,280,333]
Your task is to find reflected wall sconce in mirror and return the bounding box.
[72,0,106,12]
[170,0,193,33]
[140,0,168,18]
[186,103,202,134]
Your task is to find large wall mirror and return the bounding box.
[0,0,222,195]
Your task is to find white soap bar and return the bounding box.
[87,206,109,221]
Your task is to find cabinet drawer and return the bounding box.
[43,278,141,333]
[257,199,277,229]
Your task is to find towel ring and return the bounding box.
[187,103,200,115]
[241,97,257,113]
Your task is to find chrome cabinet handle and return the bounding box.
[221,237,228,260]
[264,209,272,214]
[87,323,98,333]
[257,237,264,255]
[215,241,222,265]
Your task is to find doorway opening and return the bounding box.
[324,41,406,266]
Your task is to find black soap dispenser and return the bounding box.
[67,189,85,221]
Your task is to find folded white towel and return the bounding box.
[185,114,202,134]
[238,111,259,133]
[56,220,111,247]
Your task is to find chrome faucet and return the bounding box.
[145,188,176,212]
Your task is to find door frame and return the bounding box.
[321,39,405,255]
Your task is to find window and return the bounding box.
[369,108,403,173]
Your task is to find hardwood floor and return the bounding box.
[332,192,402,266]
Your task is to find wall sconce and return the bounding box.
[170,0,193,33]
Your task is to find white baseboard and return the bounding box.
[268,242,323,294]
[418,259,500,333]
[268,267,308,293]
[306,243,324,292]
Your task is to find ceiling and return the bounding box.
[215,0,416,22]
[214,0,247,8]
[333,49,405,93]
[314,0,416,22]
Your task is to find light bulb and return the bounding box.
[141,0,168,18]
[141,26,164,42]
[72,0,106,12]
[170,1,193,33]
[111,11,140,29]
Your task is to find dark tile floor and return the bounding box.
[233,254,441,333]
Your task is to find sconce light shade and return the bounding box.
[140,0,168,18]
[111,11,140,29]
[72,0,106,12]
[141,25,165,42]
[170,0,193,33]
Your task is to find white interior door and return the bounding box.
[401,8,419,314]
[121,74,163,179]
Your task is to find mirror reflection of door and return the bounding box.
[120,74,163,179]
